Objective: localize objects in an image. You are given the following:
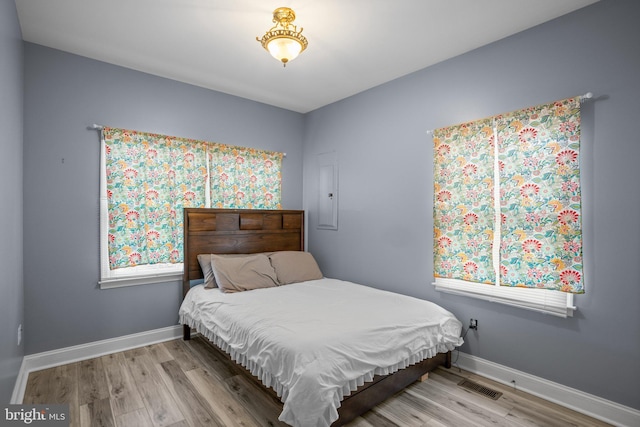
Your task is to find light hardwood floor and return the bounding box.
[23,336,611,427]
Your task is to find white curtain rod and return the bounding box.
[425,92,594,135]
[88,124,286,157]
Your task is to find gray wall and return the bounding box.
[23,44,304,355]
[0,0,24,403]
[303,0,640,411]
[17,0,640,414]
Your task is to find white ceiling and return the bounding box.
[16,0,599,113]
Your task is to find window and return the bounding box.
[432,97,584,317]
[99,127,283,288]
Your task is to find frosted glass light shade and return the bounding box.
[267,38,303,64]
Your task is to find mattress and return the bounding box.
[179,278,463,427]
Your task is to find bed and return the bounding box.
[179,208,463,427]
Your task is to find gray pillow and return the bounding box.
[197,254,216,288]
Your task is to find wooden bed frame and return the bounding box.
[181,208,451,426]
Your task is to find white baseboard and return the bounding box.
[456,352,640,427]
[10,325,183,404]
[10,358,29,405]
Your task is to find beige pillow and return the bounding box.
[211,253,279,293]
[269,251,323,285]
[198,252,275,288]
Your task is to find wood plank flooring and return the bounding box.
[22,336,611,427]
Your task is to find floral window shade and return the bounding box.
[209,144,283,209]
[497,98,583,293]
[433,97,584,294]
[103,128,283,271]
[104,128,208,269]
[433,118,496,285]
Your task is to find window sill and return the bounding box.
[433,278,575,318]
[99,272,183,289]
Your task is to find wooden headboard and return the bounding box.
[182,208,305,297]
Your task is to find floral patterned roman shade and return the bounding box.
[496,98,583,293]
[103,127,283,270]
[209,144,283,209]
[433,118,496,285]
[434,97,584,294]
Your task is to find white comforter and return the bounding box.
[179,278,463,427]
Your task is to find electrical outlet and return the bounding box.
[469,318,478,330]
[17,324,23,346]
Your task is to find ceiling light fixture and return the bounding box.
[257,7,308,67]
